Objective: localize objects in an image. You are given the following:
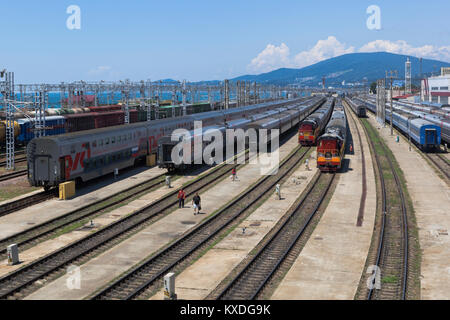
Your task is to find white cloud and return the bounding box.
[247,36,450,74]
[88,65,112,76]
[248,43,292,73]
[293,36,355,68]
[358,40,450,61]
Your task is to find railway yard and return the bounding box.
[0,93,449,302]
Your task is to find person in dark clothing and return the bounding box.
[178,189,186,208]
[192,193,201,215]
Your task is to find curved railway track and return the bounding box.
[359,118,410,300]
[0,150,253,300]
[214,172,335,300]
[90,146,309,300]
[343,101,367,226]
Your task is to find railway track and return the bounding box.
[360,118,410,300]
[214,172,335,300]
[0,155,27,167]
[0,169,27,182]
[343,101,367,226]
[0,149,253,300]
[90,146,309,300]
[0,173,167,260]
[0,189,57,219]
[424,152,450,181]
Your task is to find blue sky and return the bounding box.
[0,0,449,83]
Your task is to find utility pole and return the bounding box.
[224,79,230,109]
[386,70,398,136]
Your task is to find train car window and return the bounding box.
[128,133,132,140]
[118,136,121,143]
[105,138,110,145]
[99,139,103,147]
[112,137,115,144]
[123,135,126,142]
[93,141,97,148]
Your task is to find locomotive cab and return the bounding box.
[298,121,316,145]
[317,137,342,171]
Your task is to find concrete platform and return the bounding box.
[271,112,377,300]
[150,158,317,300]
[366,113,450,300]
[25,135,300,300]
[0,166,166,241]
[0,172,195,277]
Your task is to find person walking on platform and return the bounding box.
[178,189,186,208]
[231,167,237,181]
[192,193,201,215]
[275,184,281,200]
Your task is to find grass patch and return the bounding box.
[381,275,399,284]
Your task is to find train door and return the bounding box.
[59,157,66,180]
[425,129,436,146]
[35,156,50,181]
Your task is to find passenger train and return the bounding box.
[157,97,326,171]
[316,100,348,172]
[355,97,441,150]
[27,98,316,190]
[298,98,334,145]
[345,98,366,117]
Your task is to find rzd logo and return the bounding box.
[65,143,91,178]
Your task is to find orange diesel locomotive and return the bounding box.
[298,98,334,145]
[317,100,347,172]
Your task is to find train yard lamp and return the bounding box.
[386,70,398,136]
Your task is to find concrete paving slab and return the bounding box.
[25,135,300,300]
[366,113,450,300]
[150,156,318,300]
[271,111,377,300]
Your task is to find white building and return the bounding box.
[421,67,450,105]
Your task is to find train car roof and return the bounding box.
[410,118,441,127]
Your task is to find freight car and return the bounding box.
[298,98,333,145]
[17,116,66,144]
[317,100,347,172]
[27,98,308,189]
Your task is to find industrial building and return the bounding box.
[422,67,450,105]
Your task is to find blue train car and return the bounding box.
[386,111,441,150]
[17,116,66,143]
[409,118,441,148]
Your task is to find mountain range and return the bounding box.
[230,52,450,87]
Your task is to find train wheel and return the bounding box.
[44,186,51,192]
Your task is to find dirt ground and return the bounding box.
[0,167,38,202]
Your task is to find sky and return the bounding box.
[0,0,449,83]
